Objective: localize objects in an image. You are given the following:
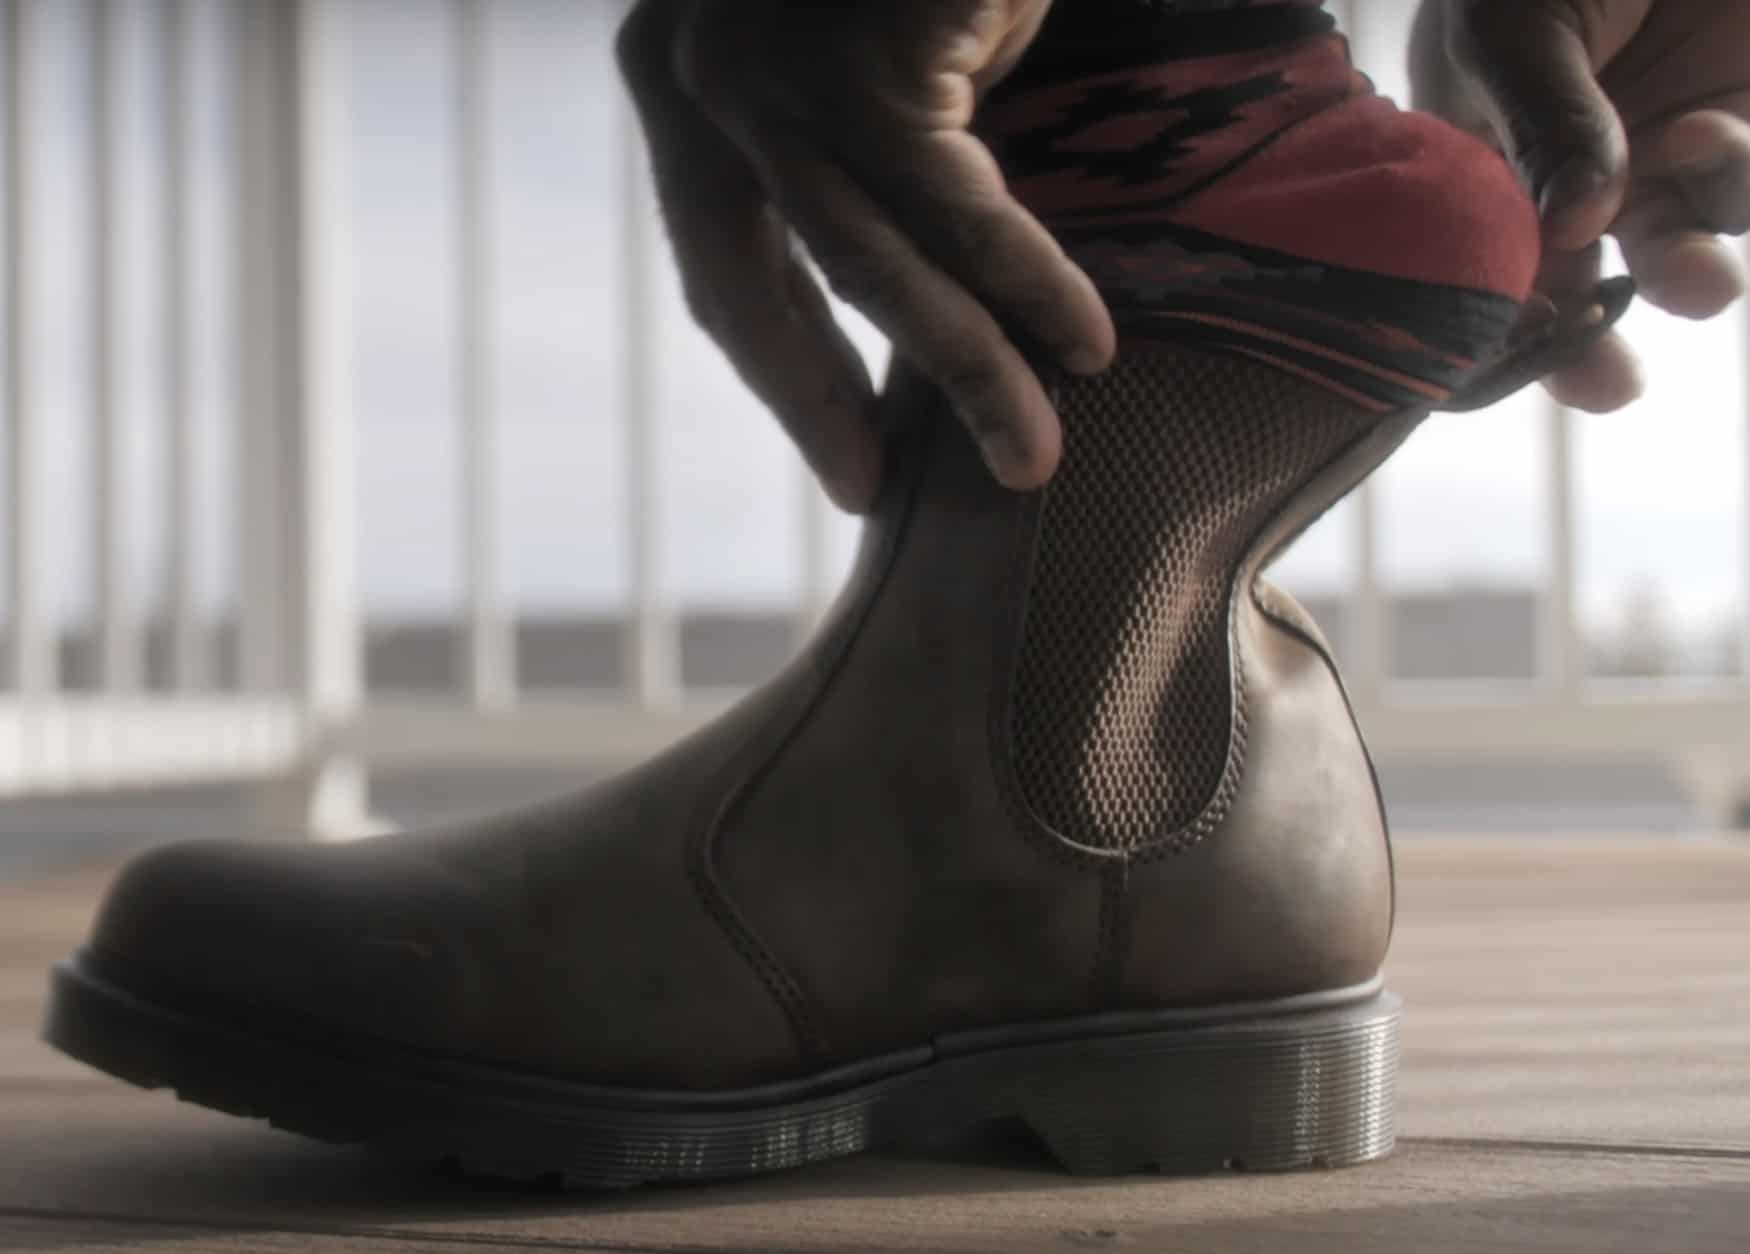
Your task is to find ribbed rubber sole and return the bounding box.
[44,951,1398,1188]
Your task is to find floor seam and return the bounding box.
[1401,1135,1750,1163]
[0,1204,703,1253]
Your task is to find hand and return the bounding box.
[616,0,1115,512]
[1411,0,1750,411]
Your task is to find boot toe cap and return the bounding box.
[87,837,496,1052]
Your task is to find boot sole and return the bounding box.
[44,950,1398,1188]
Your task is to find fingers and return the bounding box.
[620,0,883,511]
[1543,331,1646,412]
[1613,107,1750,319]
[751,131,1065,489]
[1532,240,1646,412]
[829,1,1113,371]
[1615,202,1746,320]
[1648,107,1750,235]
[867,127,1116,376]
[676,0,1106,492]
[673,192,884,511]
[1444,1,1632,248]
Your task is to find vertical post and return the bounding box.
[162,0,203,689]
[1542,393,1582,698]
[234,0,369,837]
[1348,482,1387,703]
[292,0,364,830]
[455,0,512,707]
[233,0,292,692]
[4,0,55,695]
[91,0,140,691]
[620,85,677,707]
[1743,237,1750,682]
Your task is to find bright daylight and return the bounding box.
[2,2,1746,1251]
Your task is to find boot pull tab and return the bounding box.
[1440,277,1637,414]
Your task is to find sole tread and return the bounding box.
[43,954,1399,1189]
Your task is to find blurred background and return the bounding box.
[2,0,1747,876]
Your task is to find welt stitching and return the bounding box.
[687,865,820,1053]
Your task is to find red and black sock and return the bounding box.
[981,2,1540,411]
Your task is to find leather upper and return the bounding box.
[89,351,1405,1089]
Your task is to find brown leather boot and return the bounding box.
[40,277,1623,1186]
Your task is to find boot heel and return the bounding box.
[1016,993,1400,1175]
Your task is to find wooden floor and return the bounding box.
[1,837,1746,1252]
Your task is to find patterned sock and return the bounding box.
[980,5,1540,412]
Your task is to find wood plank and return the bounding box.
[0,1213,588,1252]
[0,1099,1744,1254]
[0,838,1745,1252]
[1390,839,1750,1150]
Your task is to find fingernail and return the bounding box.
[1539,158,1609,228]
[1065,344,1110,375]
[821,475,869,514]
[1507,293,1558,348]
[980,431,1044,490]
[1521,293,1559,325]
[812,431,881,516]
[820,447,883,513]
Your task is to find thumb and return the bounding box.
[1447,1,1631,249]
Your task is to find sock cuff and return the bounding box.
[980,22,1541,409]
[1013,2,1334,87]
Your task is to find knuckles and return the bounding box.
[815,249,909,315]
[673,4,744,109]
[615,0,683,93]
[940,204,1013,274]
[616,0,768,112]
[933,354,1010,421]
[679,279,732,342]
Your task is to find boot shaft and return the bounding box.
[716,9,1551,1060]
[1007,346,1382,856]
[710,350,1403,1058]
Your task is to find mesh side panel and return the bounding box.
[1010,350,1377,849]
